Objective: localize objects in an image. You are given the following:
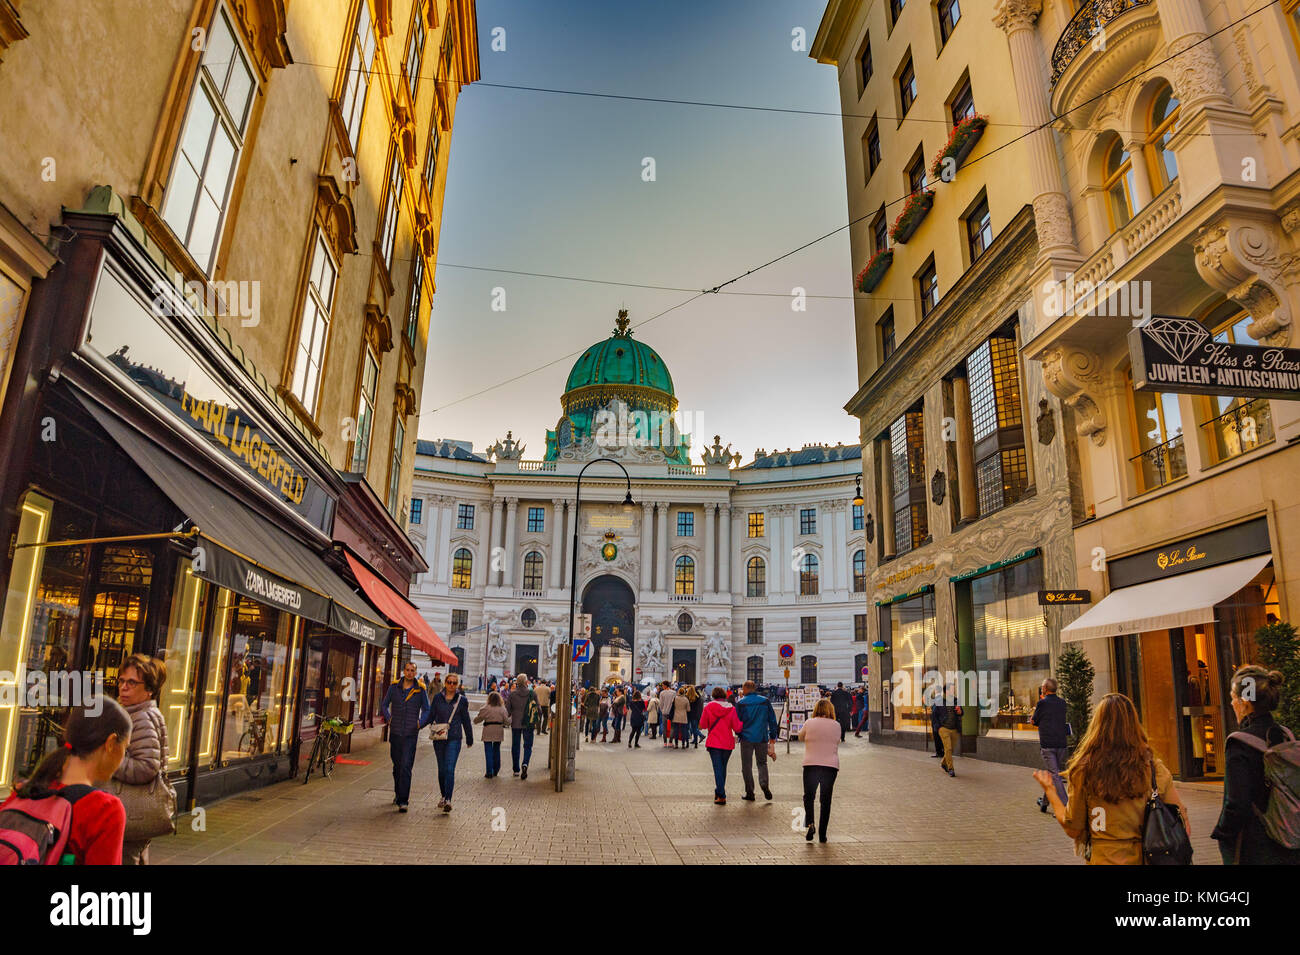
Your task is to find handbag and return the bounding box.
[1141,758,1193,865]
[429,695,462,742]
[113,769,177,842]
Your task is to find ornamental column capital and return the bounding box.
[992,0,1042,35]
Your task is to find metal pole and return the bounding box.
[785,668,791,755]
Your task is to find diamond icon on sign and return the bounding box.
[1144,317,1210,363]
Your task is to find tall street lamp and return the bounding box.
[554,457,634,792]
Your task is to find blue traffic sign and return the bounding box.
[778,643,795,660]
[573,639,591,664]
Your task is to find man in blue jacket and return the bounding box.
[380,661,430,812]
[735,680,780,801]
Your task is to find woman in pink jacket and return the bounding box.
[799,698,842,843]
[699,687,743,805]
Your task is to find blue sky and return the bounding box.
[417,0,860,461]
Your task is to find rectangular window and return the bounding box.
[966,195,993,263]
[527,507,545,533]
[938,0,961,44]
[379,153,404,271]
[748,656,764,684]
[887,590,936,729]
[406,254,423,349]
[967,335,1028,516]
[919,260,940,317]
[747,618,764,645]
[1128,372,1187,492]
[677,511,694,537]
[899,56,917,116]
[387,419,406,516]
[852,503,864,530]
[890,0,906,25]
[456,504,474,529]
[748,512,764,537]
[339,1,377,155]
[860,36,873,88]
[162,6,257,275]
[423,123,441,195]
[350,348,378,472]
[451,608,468,634]
[854,613,868,642]
[800,616,817,643]
[908,153,927,195]
[440,23,455,79]
[799,508,816,535]
[879,308,896,362]
[890,410,928,554]
[873,209,889,255]
[406,5,426,99]
[290,233,339,417]
[864,119,882,180]
[951,76,975,124]
[410,498,422,525]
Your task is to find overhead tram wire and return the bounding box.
[408,4,1280,417]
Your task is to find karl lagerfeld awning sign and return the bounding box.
[1128,316,1300,400]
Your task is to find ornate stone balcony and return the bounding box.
[1121,185,1182,258]
[1050,0,1160,118]
[1051,0,1151,86]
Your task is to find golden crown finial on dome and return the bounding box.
[614,309,631,338]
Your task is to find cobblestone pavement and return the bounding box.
[151,725,1227,865]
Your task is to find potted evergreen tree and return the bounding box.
[1254,621,1300,733]
[1056,643,1095,748]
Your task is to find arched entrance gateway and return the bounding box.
[580,575,635,686]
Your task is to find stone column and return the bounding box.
[656,502,669,593]
[640,501,655,592]
[503,498,518,591]
[703,503,716,596]
[782,506,796,593]
[834,501,849,592]
[489,499,504,586]
[820,501,834,594]
[481,499,496,588]
[1013,323,1037,486]
[993,0,1078,262]
[718,504,731,598]
[550,498,565,590]
[1154,0,1230,110]
[1123,135,1154,209]
[952,375,979,523]
[768,505,782,598]
[433,497,451,587]
[563,497,576,588]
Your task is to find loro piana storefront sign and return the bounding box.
[1129,316,1300,401]
[1108,517,1272,589]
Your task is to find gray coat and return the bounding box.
[506,686,533,729]
[473,703,510,743]
[115,699,167,784]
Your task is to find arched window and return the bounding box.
[801,654,818,684]
[521,608,536,629]
[854,653,870,683]
[451,548,473,589]
[747,655,764,684]
[1146,84,1180,192]
[853,550,867,593]
[449,647,464,675]
[799,553,820,596]
[746,556,766,597]
[675,555,695,595]
[1103,136,1136,230]
[522,551,544,591]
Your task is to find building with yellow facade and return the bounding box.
[0,0,477,801]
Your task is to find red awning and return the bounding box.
[344,553,457,665]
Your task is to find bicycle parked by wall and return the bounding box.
[302,713,353,784]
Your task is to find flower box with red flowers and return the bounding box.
[889,189,935,245]
[855,248,894,293]
[929,114,988,182]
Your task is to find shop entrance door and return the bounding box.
[1174,626,1224,779]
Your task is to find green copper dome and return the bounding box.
[563,314,675,396]
[544,310,690,464]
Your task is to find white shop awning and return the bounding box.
[1061,555,1272,642]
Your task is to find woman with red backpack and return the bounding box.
[1,699,132,864]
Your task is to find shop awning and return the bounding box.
[82,399,392,646]
[344,553,457,665]
[1060,555,1272,642]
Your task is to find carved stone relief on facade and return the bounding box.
[1040,346,1109,446]
[1194,218,1299,346]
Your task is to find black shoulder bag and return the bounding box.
[1141,758,1193,865]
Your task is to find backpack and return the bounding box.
[0,784,95,865]
[525,689,540,729]
[1227,726,1300,849]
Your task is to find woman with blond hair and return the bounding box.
[114,654,173,864]
[1034,692,1190,865]
[798,698,842,843]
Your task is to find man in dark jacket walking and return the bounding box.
[932,685,963,778]
[380,662,430,812]
[1032,678,1069,810]
[830,682,853,741]
[735,680,780,800]
[505,674,536,779]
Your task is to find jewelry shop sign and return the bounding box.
[1129,316,1300,401]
